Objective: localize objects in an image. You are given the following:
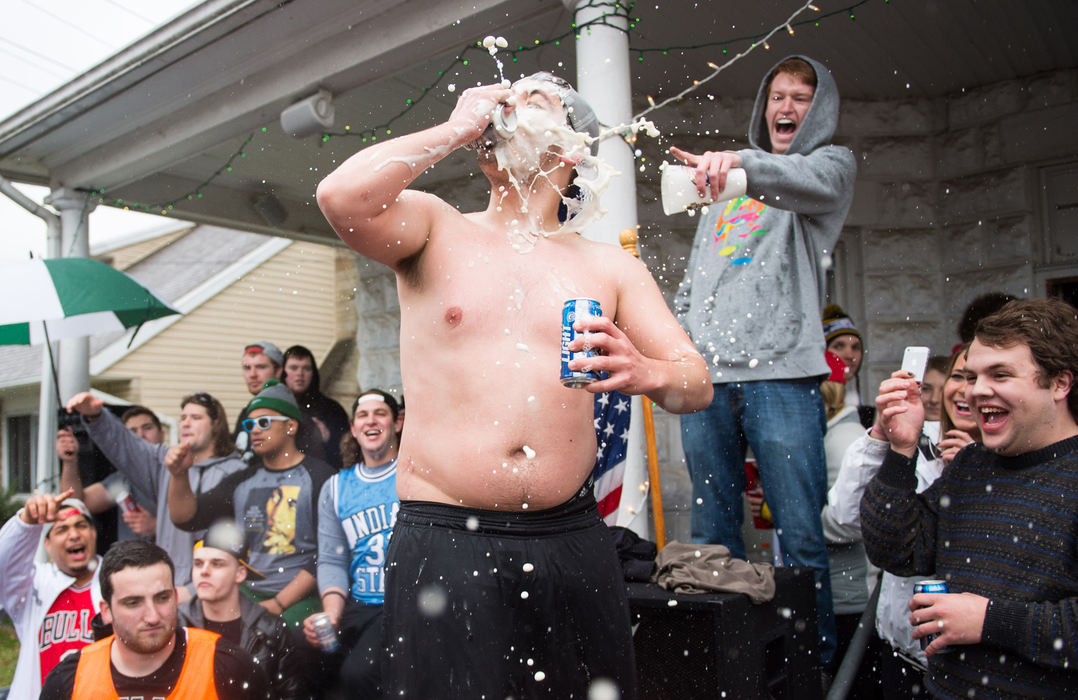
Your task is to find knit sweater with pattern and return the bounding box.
[860,436,1078,699]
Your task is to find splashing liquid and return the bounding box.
[481,35,511,87]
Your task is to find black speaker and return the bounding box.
[629,567,821,700]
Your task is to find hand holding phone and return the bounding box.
[901,346,930,383]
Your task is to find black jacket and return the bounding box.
[179,593,308,700]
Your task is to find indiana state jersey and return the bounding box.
[328,460,398,604]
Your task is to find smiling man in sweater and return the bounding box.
[861,298,1078,697]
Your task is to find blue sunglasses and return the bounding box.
[242,416,291,432]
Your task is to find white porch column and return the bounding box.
[567,0,638,247]
[45,187,96,403]
[36,206,63,490]
[566,0,651,538]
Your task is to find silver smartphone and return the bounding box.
[901,346,930,382]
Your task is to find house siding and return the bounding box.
[99,240,349,427]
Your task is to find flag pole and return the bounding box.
[618,228,667,550]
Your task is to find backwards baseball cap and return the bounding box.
[821,304,861,344]
[518,72,601,156]
[352,389,402,419]
[45,498,92,535]
[243,341,284,367]
[194,520,265,580]
[245,379,302,422]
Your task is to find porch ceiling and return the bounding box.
[0,0,1073,243]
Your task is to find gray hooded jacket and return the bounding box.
[674,55,856,383]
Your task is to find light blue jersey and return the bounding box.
[316,460,398,605]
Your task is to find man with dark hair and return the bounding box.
[861,297,1078,697]
[671,54,855,668]
[41,540,267,699]
[120,405,165,443]
[283,344,350,468]
[0,492,101,699]
[168,380,335,627]
[317,71,711,699]
[65,391,246,588]
[180,520,306,699]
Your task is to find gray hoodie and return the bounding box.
[674,55,856,383]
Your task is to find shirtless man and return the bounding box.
[317,72,711,698]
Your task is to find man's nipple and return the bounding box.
[445,306,463,327]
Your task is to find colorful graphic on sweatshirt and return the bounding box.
[712,196,768,265]
[262,485,299,554]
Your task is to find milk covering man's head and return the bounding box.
[489,72,612,237]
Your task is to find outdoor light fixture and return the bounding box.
[280,89,334,138]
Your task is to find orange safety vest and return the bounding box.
[71,627,220,700]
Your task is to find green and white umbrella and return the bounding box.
[0,257,180,345]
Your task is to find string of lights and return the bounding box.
[93,0,880,214]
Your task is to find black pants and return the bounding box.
[878,643,928,699]
[383,491,638,699]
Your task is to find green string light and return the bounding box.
[89,0,876,214]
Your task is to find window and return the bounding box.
[5,414,36,493]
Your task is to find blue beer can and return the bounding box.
[913,579,951,653]
[560,298,602,388]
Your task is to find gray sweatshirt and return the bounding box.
[84,410,246,585]
[674,55,856,383]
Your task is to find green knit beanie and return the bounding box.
[245,379,302,421]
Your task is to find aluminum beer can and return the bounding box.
[310,612,339,653]
[463,103,518,151]
[913,579,951,653]
[560,298,602,388]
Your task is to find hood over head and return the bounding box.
[747,55,840,156]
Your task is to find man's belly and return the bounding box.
[395,394,598,511]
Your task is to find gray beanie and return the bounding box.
[245,379,301,421]
[243,340,284,367]
[520,72,601,156]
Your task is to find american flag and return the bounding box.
[592,391,632,525]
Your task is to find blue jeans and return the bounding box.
[681,379,836,666]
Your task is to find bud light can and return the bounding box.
[560,298,602,388]
[913,579,951,653]
[310,612,339,653]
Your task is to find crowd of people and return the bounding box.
[2,55,1076,700]
[1,340,406,699]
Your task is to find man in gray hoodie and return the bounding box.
[671,55,856,669]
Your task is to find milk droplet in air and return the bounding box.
[417,585,448,617]
[588,679,620,700]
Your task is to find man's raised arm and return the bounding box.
[316,84,510,269]
[575,251,712,414]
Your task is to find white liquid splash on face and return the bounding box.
[488,83,617,246]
